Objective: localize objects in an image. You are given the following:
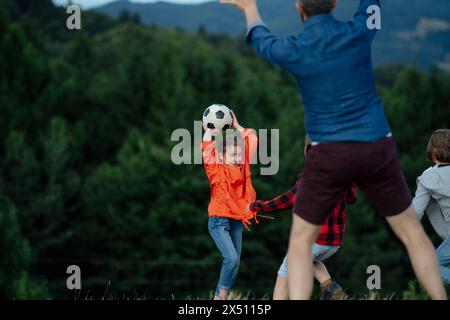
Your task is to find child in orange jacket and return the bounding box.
[202,110,258,300]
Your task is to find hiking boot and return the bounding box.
[320,280,348,300]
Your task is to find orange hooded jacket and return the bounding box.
[201,129,258,229]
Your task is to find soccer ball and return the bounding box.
[202,104,233,132]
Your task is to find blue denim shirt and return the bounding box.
[246,0,390,143]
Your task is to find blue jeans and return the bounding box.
[437,236,450,284]
[277,244,340,278]
[208,217,243,296]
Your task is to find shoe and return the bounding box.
[320,280,348,300]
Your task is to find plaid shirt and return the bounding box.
[250,177,357,246]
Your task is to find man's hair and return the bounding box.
[297,0,335,17]
[426,129,450,163]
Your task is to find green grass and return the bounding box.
[74,281,450,300]
[184,281,450,300]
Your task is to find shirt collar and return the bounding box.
[304,13,335,29]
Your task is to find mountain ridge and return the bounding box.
[92,0,450,69]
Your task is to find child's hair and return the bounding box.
[426,129,450,163]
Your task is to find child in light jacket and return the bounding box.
[413,129,450,284]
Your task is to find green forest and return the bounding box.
[0,0,449,299]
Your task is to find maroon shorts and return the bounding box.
[293,137,412,225]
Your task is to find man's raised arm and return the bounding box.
[220,0,262,27]
[221,0,297,69]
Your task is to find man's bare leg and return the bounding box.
[273,276,289,300]
[287,214,321,299]
[386,205,447,300]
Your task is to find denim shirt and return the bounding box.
[245,0,391,143]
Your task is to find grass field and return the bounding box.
[74,281,449,300]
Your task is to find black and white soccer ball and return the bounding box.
[202,104,233,132]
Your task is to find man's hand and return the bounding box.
[220,0,262,27]
[220,0,257,11]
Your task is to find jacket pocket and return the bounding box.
[440,200,450,222]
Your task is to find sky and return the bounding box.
[52,0,213,9]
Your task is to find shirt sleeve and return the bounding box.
[250,185,297,213]
[241,129,258,163]
[353,0,381,42]
[412,179,430,221]
[201,141,218,181]
[245,20,299,70]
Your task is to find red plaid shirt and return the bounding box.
[249,177,357,246]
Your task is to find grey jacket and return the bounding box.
[413,165,450,240]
